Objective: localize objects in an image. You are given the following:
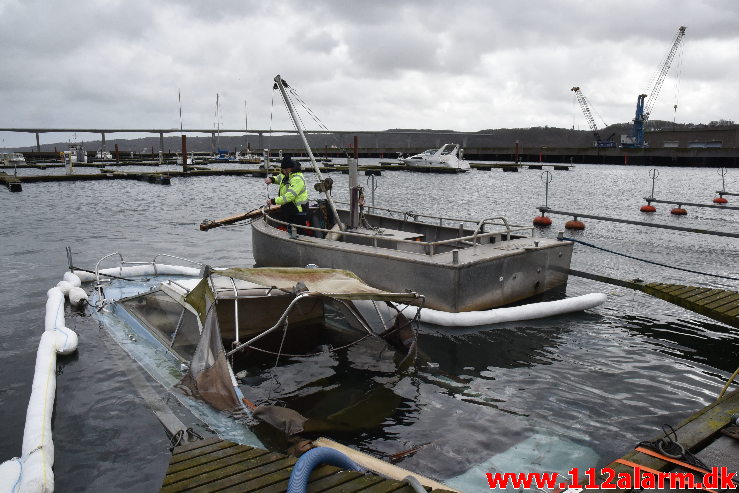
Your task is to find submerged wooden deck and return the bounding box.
[162,438,452,493]
[570,270,739,328]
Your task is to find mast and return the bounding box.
[274,74,345,231]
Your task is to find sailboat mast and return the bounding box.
[273,74,345,231]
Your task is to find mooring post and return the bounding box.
[159,132,164,164]
[114,143,119,163]
[181,135,187,171]
[515,140,520,164]
[349,136,360,228]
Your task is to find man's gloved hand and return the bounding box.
[263,176,272,184]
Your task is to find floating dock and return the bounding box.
[571,270,739,329]
[162,437,455,493]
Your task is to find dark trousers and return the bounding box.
[274,203,307,233]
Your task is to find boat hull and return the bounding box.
[252,219,572,312]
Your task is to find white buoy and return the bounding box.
[68,287,88,307]
[0,281,80,492]
[73,263,200,282]
[396,293,607,327]
[62,272,82,288]
[56,280,73,296]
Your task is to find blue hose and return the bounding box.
[287,447,365,493]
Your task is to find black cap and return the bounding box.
[280,156,294,169]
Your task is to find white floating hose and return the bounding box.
[397,293,607,327]
[73,264,200,282]
[0,284,80,493]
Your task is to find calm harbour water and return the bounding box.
[1,161,738,491]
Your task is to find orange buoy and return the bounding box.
[671,207,688,215]
[640,204,657,213]
[713,196,728,204]
[533,215,552,227]
[564,219,585,230]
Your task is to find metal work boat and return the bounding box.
[402,143,470,171]
[248,75,573,312]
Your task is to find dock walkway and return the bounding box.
[571,270,739,328]
[162,438,453,493]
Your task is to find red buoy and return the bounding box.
[640,204,657,213]
[533,215,552,227]
[671,207,688,215]
[713,196,728,204]
[564,219,585,230]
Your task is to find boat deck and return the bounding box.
[161,437,455,492]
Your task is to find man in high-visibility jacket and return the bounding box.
[264,155,309,228]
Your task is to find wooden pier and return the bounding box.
[162,437,455,493]
[570,270,739,329]
[0,171,22,192]
[580,388,739,493]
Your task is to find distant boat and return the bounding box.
[95,149,113,160]
[402,143,470,171]
[64,144,87,164]
[1,152,26,167]
[176,152,193,165]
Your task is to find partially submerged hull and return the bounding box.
[252,209,573,312]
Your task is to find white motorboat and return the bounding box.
[64,144,87,164]
[1,152,26,167]
[95,149,113,160]
[402,143,470,171]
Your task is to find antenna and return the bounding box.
[178,89,183,132]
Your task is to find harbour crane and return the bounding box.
[571,86,616,148]
[622,26,687,147]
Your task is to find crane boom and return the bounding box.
[623,26,687,147]
[571,87,616,147]
[644,26,687,120]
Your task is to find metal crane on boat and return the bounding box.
[571,86,616,148]
[621,26,687,148]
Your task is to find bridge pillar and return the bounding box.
[101,132,106,153]
[35,132,40,152]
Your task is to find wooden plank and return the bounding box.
[692,290,736,308]
[725,305,739,317]
[705,292,739,310]
[169,441,236,465]
[255,464,344,493]
[162,449,279,490]
[320,473,387,492]
[360,481,419,493]
[593,389,739,492]
[306,471,366,492]
[683,288,726,303]
[186,457,296,493]
[167,443,260,475]
[171,436,224,456]
[648,283,688,295]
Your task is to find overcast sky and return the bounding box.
[1,0,737,148]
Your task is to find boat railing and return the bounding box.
[93,252,204,298]
[262,212,534,257]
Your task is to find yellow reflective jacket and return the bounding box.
[272,171,308,212]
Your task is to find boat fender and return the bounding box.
[287,447,365,493]
[56,280,74,296]
[396,293,607,327]
[68,287,88,307]
[62,271,82,287]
